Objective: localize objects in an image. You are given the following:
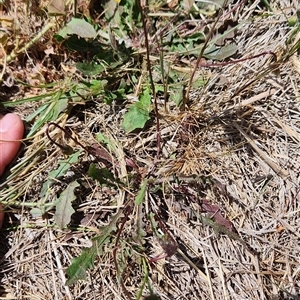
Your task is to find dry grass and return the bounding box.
[1,0,300,299]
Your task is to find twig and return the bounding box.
[0,44,6,81]
[49,230,73,299]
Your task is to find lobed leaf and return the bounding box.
[54,181,79,229]
[66,209,124,285]
[134,179,148,205]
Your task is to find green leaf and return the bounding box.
[27,94,68,136]
[134,179,148,205]
[96,132,110,145]
[103,0,121,26]
[61,35,101,52]
[169,85,184,107]
[40,151,81,197]
[203,43,238,61]
[90,79,107,94]
[54,181,79,229]
[66,247,98,284]
[66,209,124,285]
[122,88,152,132]
[88,163,119,187]
[287,11,300,45]
[52,97,68,119]
[76,62,105,76]
[122,106,150,132]
[30,208,44,218]
[96,132,115,152]
[30,198,59,218]
[58,18,97,39]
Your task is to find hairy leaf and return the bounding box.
[54,181,79,229]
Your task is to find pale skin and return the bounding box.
[0,113,24,228]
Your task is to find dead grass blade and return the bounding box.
[232,121,289,178]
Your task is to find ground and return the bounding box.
[0,0,300,299]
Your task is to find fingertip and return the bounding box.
[0,113,24,138]
[0,113,24,176]
[0,113,24,228]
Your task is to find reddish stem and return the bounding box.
[46,122,114,166]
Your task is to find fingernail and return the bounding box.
[0,114,16,132]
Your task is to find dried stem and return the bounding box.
[137,0,161,161]
[183,0,229,109]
